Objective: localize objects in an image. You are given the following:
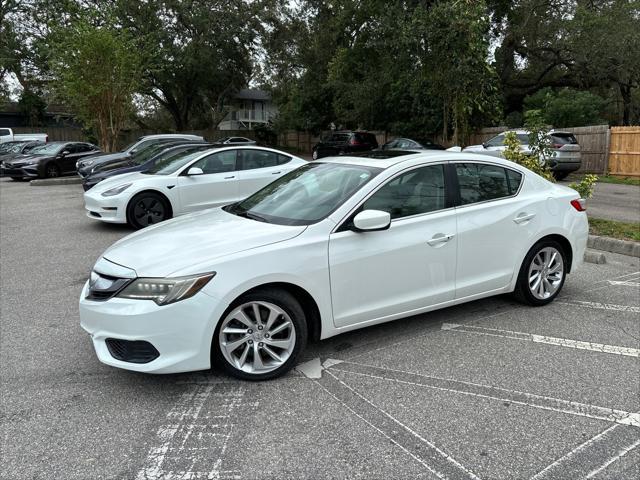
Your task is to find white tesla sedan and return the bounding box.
[80,151,588,380]
[83,146,306,229]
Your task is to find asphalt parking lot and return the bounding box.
[1,178,639,480]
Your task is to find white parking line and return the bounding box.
[585,438,640,479]
[608,280,640,287]
[441,323,640,357]
[328,360,640,427]
[558,300,640,313]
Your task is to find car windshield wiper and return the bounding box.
[234,210,268,223]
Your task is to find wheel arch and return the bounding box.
[126,188,174,219]
[519,233,574,277]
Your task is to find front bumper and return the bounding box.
[0,165,38,179]
[79,281,219,373]
[84,190,129,224]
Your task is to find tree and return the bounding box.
[523,88,606,127]
[52,19,142,151]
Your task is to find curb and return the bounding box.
[31,177,82,186]
[584,249,606,264]
[588,234,640,258]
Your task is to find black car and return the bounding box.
[380,138,446,151]
[82,142,212,190]
[312,131,379,160]
[76,134,205,176]
[0,141,100,180]
[0,140,45,161]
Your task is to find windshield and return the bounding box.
[145,149,211,175]
[225,162,382,226]
[30,143,64,155]
[130,143,176,165]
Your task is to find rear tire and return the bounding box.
[553,171,569,181]
[212,288,308,381]
[513,239,567,306]
[126,192,171,229]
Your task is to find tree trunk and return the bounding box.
[619,83,632,126]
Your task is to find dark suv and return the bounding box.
[312,131,378,160]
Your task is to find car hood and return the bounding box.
[90,158,136,174]
[3,153,51,166]
[89,171,148,193]
[79,151,128,167]
[101,208,307,277]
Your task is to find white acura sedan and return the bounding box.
[83,146,306,229]
[80,151,588,380]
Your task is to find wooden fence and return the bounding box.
[609,126,640,177]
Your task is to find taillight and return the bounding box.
[571,199,586,211]
[350,138,361,146]
[552,143,563,149]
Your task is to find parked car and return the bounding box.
[312,131,378,160]
[212,136,256,145]
[464,130,581,180]
[79,150,588,379]
[380,138,445,151]
[76,133,205,175]
[0,128,48,144]
[83,146,306,229]
[0,140,44,161]
[82,142,211,191]
[0,141,100,179]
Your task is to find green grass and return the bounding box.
[597,175,640,186]
[589,218,640,242]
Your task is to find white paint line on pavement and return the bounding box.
[608,280,640,287]
[135,385,244,480]
[321,369,481,480]
[330,361,640,427]
[529,424,619,479]
[441,323,640,357]
[558,300,640,313]
[585,438,640,479]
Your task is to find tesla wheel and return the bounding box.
[312,149,319,160]
[126,192,171,229]
[45,163,60,178]
[513,240,567,306]
[213,288,307,381]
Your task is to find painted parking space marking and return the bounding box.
[441,323,640,357]
[135,384,245,480]
[324,360,640,427]
[608,280,640,287]
[558,300,640,313]
[529,423,640,479]
[313,368,481,480]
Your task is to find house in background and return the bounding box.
[218,89,278,131]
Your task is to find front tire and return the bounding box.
[212,288,308,381]
[44,163,60,178]
[126,192,171,229]
[513,240,567,306]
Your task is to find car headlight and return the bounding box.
[101,183,132,197]
[83,160,94,167]
[116,273,215,305]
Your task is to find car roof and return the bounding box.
[317,150,527,171]
[139,134,202,140]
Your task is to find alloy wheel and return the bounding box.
[219,301,296,375]
[528,246,564,300]
[46,165,59,177]
[133,197,166,227]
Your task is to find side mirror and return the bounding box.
[187,167,204,176]
[129,149,137,155]
[60,150,70,157]
[352,210,391,232]
[482,143,489,149]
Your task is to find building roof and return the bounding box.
[234,89,271,101]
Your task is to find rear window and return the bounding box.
[330,133,351,142]
[551,133,578,144]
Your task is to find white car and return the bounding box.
[80,151,588,380]
[83,146,306,228]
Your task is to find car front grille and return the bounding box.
[105,338,160,363]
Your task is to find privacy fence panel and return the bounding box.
[609,126,640,177]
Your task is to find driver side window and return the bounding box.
[191,150,237,174]
[363,165,446,219]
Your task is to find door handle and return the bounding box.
[224,175,235,179]
[513,212,536,224]
[272,171,282,175]
[427,233,455,246]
